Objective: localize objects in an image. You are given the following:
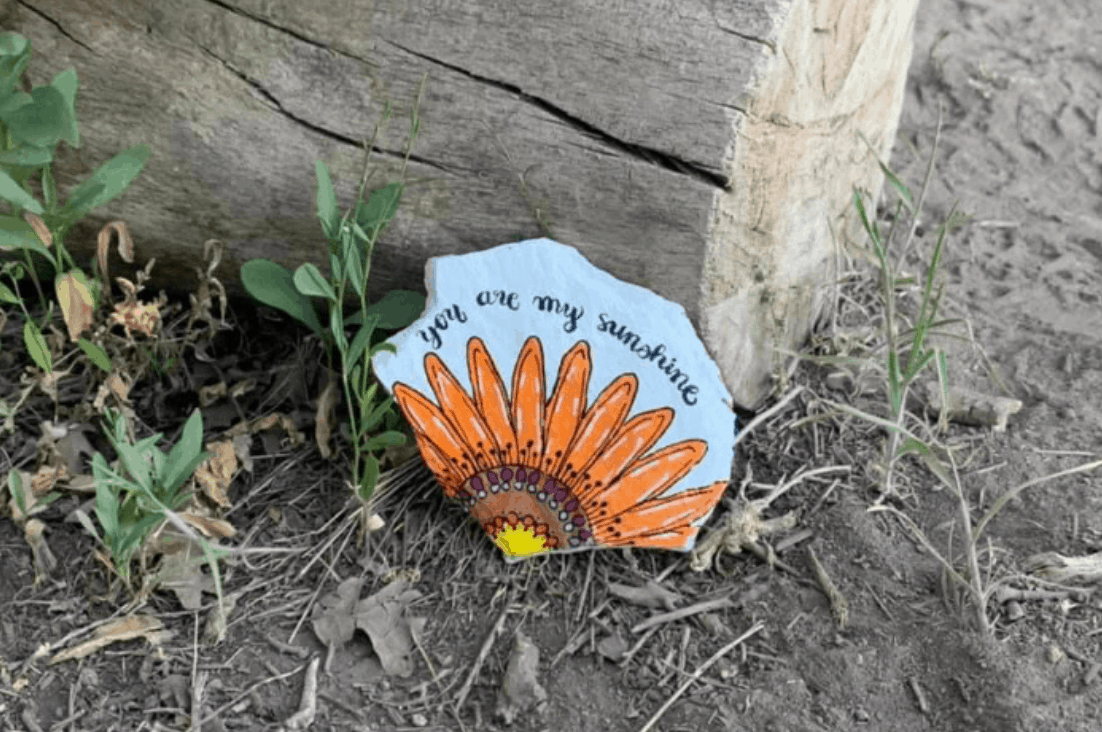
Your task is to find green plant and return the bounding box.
[240,79,428,529]
[850,170,969,497]
[77,408,225,600]
[0,31,150,372]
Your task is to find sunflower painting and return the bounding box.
[372,238,737,561]
[390,335,728,559]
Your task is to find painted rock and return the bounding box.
[372,239,736,561]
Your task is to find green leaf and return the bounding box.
[78,338,112,372]
[346,314,380,368]
[896,438,929,458]
[362,394,396,432]
[877,160,914,213]
[0,168,43,214]
[330,306,347,351]
[358,453,380,502]
[345,290,426,330]
[293,262,336,300]
[315,160,339,239]
[50,68,80,147]
[93,461,120,539]
[0,90,31,117]
[239,259,324,339]
[329,251,342,284]
[852,188,879,243]
[61,144,150,220]
[0,144,52,168]
[114,439,154,493]
[364,430,407,452]
[7,469,26,515]
[72,507,102,544]
[0,36,30,100]
[161,409,206,493]
[119,512,165,558]
[344,236,365,298]
[5,85,70,149]
[23,319,51,372]
[0,282,18,304]
[368,341,397,358]
[358,182,403,232]
[356,382,378,420]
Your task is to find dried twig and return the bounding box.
[637,621,764,732]
[808,547,848,629]
[278,656,320,731]
[455,601,511,711]
[631,596,735,635]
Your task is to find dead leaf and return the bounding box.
[30,464,65,495]
[23,212,52,247]
[153,530,215,611]
[198,382,227,407]
[497,631,548,724]
[229,378,256,399]
[96,220,134,290]
[596,631,629,662]
[56,271,95,342]
[312,577,364,651]
[314,377,340,459]
[202,592,237,646]
[608,580,682,610]
[67,474,96,493]
[50,615,165,664]
[195,439,237,508]
[354,580,424,678]
[232,433,254,473]
[1025,551,1102,584]
[109,299,160,339]
[231,413,305,447]
[24,518,57,584]
[94,372,133,409]
[187,239,228,339]
[181,513,236,538]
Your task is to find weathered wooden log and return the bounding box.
[4,0,919,409]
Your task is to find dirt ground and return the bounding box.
[3,1,1102,731]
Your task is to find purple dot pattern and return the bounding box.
[458,464,595,551]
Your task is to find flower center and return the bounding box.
[456,465,595,554]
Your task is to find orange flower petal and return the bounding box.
[590,480,727,537]
[600,524,696,550]
[592,480,727,541]
[575,408,673,500]
[416,433,464,497]
[542,341,591,475]
[558,374,636,482]
[393,383,480,479]
[467,337,517,465]
[510,337,545,468]
[424,352,497,471]
[587,440,708,520]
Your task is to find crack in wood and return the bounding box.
[18,1,95,53]
[203,0,334,54]
[386,40,728,191]
[192,42,454,176]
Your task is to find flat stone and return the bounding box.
[372,238,736,561]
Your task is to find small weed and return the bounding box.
[0,30,150,372]
[794,103,1102,634]
[241,76,429,538]
[75,408,227,602]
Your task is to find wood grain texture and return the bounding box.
[2,0,919,408]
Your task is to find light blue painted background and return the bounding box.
[372,239,736,496]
